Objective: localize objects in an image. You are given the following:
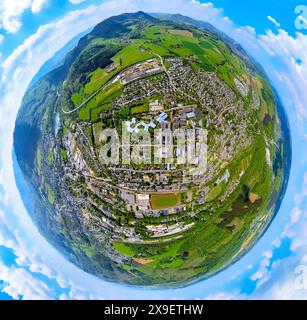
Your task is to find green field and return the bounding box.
[150,193,181,209]
[113,242,135,256]
[206,185,223,202]
[130,103,149,115]
[78,82,121,121]
[113,43,154,69]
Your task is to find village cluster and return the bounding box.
[59,55,253,242]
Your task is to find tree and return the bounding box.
[242,184,250,203]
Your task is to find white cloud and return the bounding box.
[191,0,213,9]
[247,169,307,298]
[0,262,54,300]
[267,15,281,28]
[69,0,86,4]
[31,0,48,13]
[0,34,4,45]
[258,30,307,122]
[222,16,231,24]
[0,0,48,33]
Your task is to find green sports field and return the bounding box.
[150,193,181,209]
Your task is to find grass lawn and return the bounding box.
[168,29,193,37]
[113,242,135,257]
[46,183,55,204]
[130,103,149,115]
[241,154,252,172]
[113,44,154,69]
[151,193,181,209]
[61,148,68,162]
[78,82,121,121]
[47,149,54,165]
[160,258,183,268]
[71,92,82,106]
[90,103,110,122]
[206,184,222,202]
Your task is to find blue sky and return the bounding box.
[0,0,307,300]
[209,0,303,35]
[0,0,91,57]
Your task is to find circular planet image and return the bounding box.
[13,11,291,287]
